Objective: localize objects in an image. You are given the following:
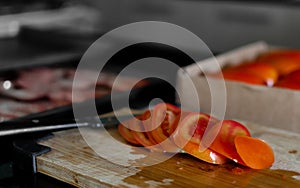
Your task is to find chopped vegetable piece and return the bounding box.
[257,50,300,76]
[148,103,181,152]
[207,120,251,165]
[173,112,227,164]
[236,62,279,86]
[234,135,275,169]
[150,103,181,143]
[182,141,227,164]
[129,115,158,147]
[117,103,275,169]
[213,69,265,85]
[269,59,300,76]
[174,112,219,144]
[118,122,141,145]
[141,110,159,145]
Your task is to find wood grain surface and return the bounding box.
[37,121,300,188]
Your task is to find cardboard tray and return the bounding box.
[176,41,300,133]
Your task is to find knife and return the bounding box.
[0,108,145,137]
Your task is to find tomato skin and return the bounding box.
[274,69,300,90]
[117,103,182,152]
[275,79,300,90]
[257,50,300,76]
[283,69,300,82]
[258,50,300,59]
[174,112,219,145]
[117,103,274,168]
[141,110,159,145]
[146,103,182,152]
[207,120,251,165]
[237,61,279,86]
[129,114,158,147]
[173,112,227,164]
[234,135,275,169]
[118,122,141,145]
[150,103,181,144]
[182,141,227,164]
[222,69,265,85]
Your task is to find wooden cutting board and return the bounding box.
[37,121,300,188]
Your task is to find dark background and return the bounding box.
[1,0,300,187]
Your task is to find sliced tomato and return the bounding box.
[274,69,300,90]
[174,112,219,144]
[236,61,279,86]
[129,115,158,147]
[141,110,159,145]
[182,141,228,164]
[257,50,300,62]
[118,103,274,168]
[257,50,300,76]
[150,103,181,144]
[221,69,265,85]
[207,120,251,165]
[283,69,300,82]
[234,135,274,169]
[144,103,185,152]
[173,112,227,164]
[275,79,300,90]
[118,122,141,145]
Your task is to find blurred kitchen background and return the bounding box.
[0,1,300,187]
[1,0,300,70]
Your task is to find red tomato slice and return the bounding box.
[173,112,227,164]
[234,135,274,169]
[150,103,181,144]
[236,61,279,86]
[174,112,219,144]
[141,110,159,145]
[118,122,141,145]
[258,50,300,62]
[257,50,300,75]
[144,103,183,152]
[274,69,300,90]
[221,69,265,85]
[129,115,158,147]
[182,141,228,164]
[207,120,251,165]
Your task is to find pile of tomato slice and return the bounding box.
[118,103,274,169]
[210,49,300,90]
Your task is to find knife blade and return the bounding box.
[0,108,145,137]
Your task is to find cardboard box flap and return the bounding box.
[176,41,300,133]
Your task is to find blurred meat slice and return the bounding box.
[97,72,145,91]
[0,100,28,120]
[70,69,100,90]
[48,87,111,104]
[96,72,116,88]
[15,101,57,114]
[15,68,63,91]
[0,67,148,121]
[94,87,111,98]
[59,76,94,90]
[109,77,147,91]
[47,88,73,103]
[0,99,56,121]
[0,81,47,100]
[71,89,107,103]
